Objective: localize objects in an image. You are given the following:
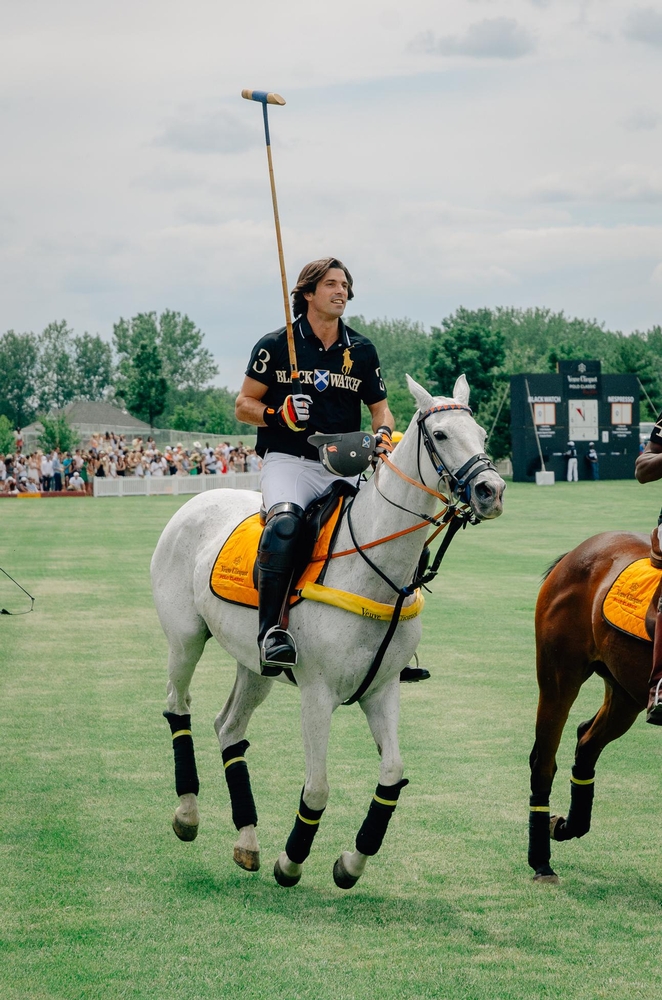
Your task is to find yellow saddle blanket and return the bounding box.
[210,502,343,609]
[209,500,425,623]
[602,558,662,642]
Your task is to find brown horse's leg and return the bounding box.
[551,679,640,842]
[528,677,583,881]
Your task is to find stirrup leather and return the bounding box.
[260,625,298,669]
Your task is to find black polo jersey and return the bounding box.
[651,411,662,447]
[246,315,387,461]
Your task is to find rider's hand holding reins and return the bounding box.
[264,394,313,432]
[373,425,393,464]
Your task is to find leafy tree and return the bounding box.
[123,341,168,428]
[171,387,251,435]
[37,320,77,411]
[348,315,430,430]
[38,415,79,453]
[426,307,505,417]
[158,310,219,391]
[113,310,218,404]
[0,415,14,453]
[73,333,114,401]
[493,307,611,372]
[0,330,39,427]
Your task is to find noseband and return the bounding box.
[417,403,498,507]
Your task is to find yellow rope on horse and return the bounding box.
[298,581,424,622]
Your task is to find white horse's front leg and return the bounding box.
[334,677,407,889]
[274,685,334,887]
[163,630,209,842]
[215,663,274,872]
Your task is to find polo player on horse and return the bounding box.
[234,257,395,674]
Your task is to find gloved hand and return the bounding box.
[373,425,393,460]
[264,394,313,432]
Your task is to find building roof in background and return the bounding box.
[54,400,152,431]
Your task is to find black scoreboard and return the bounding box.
[510,361,639,482]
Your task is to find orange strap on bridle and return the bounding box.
[377,453,451,503]
[310,451,459,562]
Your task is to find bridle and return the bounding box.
[370,401,498,531]
[415,402,498,509]
[335,401,500,705]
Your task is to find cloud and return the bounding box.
[621,107,660,131]
[527,166,662,204]
[624,7,662,48]
[652,262,662,285]
[153,107,262,155]
[410,18,535,59]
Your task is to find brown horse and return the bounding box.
[528,530,658,883]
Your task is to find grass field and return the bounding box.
[2,481,662,1000]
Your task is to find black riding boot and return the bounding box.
[257,502,304,676]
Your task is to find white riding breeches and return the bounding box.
[260,451,359,512]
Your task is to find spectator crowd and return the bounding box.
[0,432,261,495]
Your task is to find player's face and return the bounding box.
[304,268,349,320]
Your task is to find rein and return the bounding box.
[339,403,492,705]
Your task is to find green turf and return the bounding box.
[2,482,662,999]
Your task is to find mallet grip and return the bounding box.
[242,89,286,106]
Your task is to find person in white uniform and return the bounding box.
[565,441,578,482]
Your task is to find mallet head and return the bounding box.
[241,90,286,106]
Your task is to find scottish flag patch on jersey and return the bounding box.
[314,369,330,391]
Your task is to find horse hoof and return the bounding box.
[533,871,560,885]
[333,855,360,890]
[172,815,198,842]
[234,847,260,872]
[273,858,301,888]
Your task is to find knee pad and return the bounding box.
[258,503,304,573]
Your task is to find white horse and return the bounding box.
[152,375,505,888]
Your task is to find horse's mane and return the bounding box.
[541,554,567,582]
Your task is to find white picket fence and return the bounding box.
[93,472,261,497]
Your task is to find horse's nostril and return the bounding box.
[475,481,494,501]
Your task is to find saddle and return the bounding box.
[602,551,662,643]
[209,480,357,609]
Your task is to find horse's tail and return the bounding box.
[541,554,567,582]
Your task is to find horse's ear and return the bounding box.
[453,374,470,406]
[406,374,434,413]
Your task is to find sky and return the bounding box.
[2,0,661,390]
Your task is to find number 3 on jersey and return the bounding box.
[253,348,270,375]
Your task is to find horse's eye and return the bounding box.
[433,430,447,442]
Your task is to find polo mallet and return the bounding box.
[241,89,299,382]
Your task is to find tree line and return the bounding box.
[2,307,660,460]
[0,311,251,437]
[352,308,662,460]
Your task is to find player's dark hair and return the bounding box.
[291,258,354,317]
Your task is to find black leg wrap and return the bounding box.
[285,791,325,865]
[563,765,595,839]
[222,740,258,830]
[528,793,551,870]
[163,711,199,797]
[355,779,409,857]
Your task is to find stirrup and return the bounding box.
[647,679,662,725]
[399,652,430,683]
[260,626,298,672]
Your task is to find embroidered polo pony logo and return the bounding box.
[342,348,353,375]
